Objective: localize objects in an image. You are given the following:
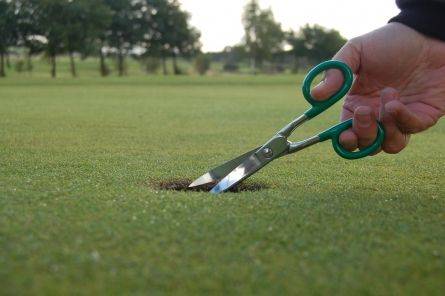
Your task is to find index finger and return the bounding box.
[339,104,358,151]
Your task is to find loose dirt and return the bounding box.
[155,179,267,193]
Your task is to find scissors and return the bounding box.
[189,60,385,194]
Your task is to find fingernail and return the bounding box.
[356,110,372,128]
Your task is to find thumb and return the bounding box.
[311,38,362,101]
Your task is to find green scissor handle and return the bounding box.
[318,119,385,159]
[302,60,353,119]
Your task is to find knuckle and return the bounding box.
[383,144,405,154]
[362,134,377,141]
[343,100,355,114]
[348,37,361,46]
[400,125,420,134]
[358,132,377,143]
[347,38,362,54]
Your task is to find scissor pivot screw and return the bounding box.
[262,147,273,158]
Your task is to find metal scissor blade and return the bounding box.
[210,153,267,194]
[210,135,290,194]
[188,146,260,189]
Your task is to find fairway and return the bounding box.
[1,74,444,294]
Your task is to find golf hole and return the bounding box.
[155,179,267,193]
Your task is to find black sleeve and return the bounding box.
[390,0,445,41]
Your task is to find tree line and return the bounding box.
[0,0,200,78]
[239,0,347,73]
[0,0,347,78]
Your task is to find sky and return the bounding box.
[179,0,400,52]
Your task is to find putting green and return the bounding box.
[0,72,444,294]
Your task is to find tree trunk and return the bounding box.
[256,57,263,74]
[250,56,256,75]
[50,54,56,78]
[0,53,5,77]
[117,50,124,76]
[26,52,33,73]
[161,55,167,75]
[6,53,11,68]
[172,54,179,75]
[99,48,108,77]
[69,52,77,77]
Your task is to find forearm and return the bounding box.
[390,0,445,41]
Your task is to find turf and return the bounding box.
[0,69,444,294]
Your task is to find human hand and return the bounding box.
[312,22,445,154]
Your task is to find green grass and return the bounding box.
[0,67,444,294]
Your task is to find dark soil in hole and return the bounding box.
[155,179,267,193]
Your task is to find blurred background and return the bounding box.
[0,0,399,78]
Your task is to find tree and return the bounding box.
[0,0,18,77]
[288,24,347,67]
[242,0,284,72]
[220,45,247,72]
[64,0,88,77]
[104,0,144,76]
[37,0,71,78]
[141,0,200,75]
[194,54,210,75]
[3,0,200,78]
[167,0,200,75]
[14,0,45,73]
[137,0,166,73]
[63,0,111,77]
